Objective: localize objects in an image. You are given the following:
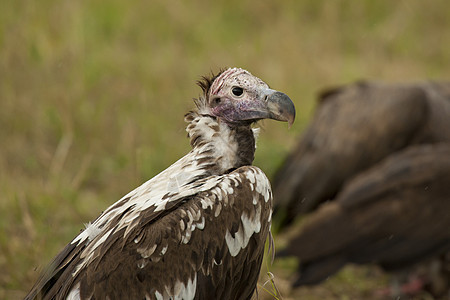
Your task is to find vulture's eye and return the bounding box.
[231,87,244,97]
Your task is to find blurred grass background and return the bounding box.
[1,0,449,298]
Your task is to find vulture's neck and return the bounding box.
[185,111,257,173]
[70,111,258,247]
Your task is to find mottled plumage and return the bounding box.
[26,67,295,300]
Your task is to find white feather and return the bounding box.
[66,282,80,300]
[225,203,262,257]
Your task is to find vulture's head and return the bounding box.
[197,68,295,127]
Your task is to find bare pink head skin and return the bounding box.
[206,68,295,127]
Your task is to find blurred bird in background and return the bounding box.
[273,81,450,298]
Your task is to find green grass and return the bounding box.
[1,0,450,298]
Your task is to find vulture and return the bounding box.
[278,143,450,296]
[273,80,450,226]
[26,68,295,300]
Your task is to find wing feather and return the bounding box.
[27,166,272,300]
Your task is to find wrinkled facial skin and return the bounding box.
[208,68,272,124]
[207,68,296,127]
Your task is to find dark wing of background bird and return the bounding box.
[278,144,450,290]
[26,166,272,300]
[273,81,450,227]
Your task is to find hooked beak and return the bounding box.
[217,88,296,127]
[238,89,295,127]
[265,91,296,128]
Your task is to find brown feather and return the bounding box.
[73,167,271,299]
